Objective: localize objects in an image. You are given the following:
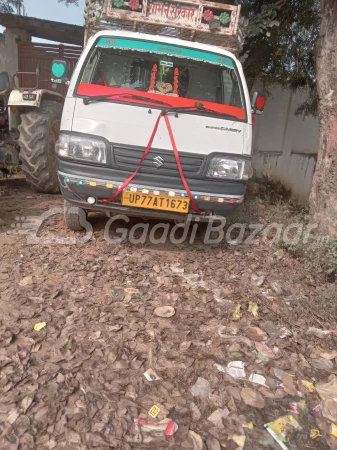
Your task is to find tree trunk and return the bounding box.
[309,0,337,235]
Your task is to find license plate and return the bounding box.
[122,192,190,213]
[23,94,37,101]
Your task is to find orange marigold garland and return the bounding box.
[173,68,179,96]
[148,64,158,92]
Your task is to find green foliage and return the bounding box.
[241,0,320,117]
[0,0,23,13]
[255,175,292,203]
[58,0,79,5]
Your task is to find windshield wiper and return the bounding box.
[83,93,172,108]
[162,103,240,120]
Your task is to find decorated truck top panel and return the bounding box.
[85,0,243,52]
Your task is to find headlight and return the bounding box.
[207,157,253,180]
[56,134,107,164]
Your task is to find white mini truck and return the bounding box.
[54,0,265,230]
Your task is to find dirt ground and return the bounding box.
[1,175,337,450]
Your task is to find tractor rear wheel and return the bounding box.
[18,100,62,193]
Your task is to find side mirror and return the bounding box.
[0,72,10,94]
[252,92,266,115]
[51,59,70,85]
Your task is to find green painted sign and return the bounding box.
[96,37,234,68]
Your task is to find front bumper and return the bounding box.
[58,161,246,221]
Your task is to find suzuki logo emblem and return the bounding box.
[152,156,165,168]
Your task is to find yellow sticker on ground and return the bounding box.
[34,322,46,332]
[148,405,161,418]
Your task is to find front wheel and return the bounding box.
[64,200,87,231]
[18,100,62,194]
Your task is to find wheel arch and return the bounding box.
[8,90,64,130]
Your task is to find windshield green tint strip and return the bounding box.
[96,37,234,68]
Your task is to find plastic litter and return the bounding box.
[135,417,177,436]
[265,415,302,450]
[15,260,24,267]
[287,404,299,415]
[317,379,337,422]
[299,379,316,393]
[34,322,46,332]
[242,422,254,430]
[310,428,321,439]
[191,377,211,397]
[144,369,161,381]
[331,423,337,437]
[148,405,161,418]
[248,373,268,387]
[165,419,178,436]
[227,361,246,380]
[232,303,241,321]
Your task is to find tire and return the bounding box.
[64,200,86,231]
[18,100,62,193]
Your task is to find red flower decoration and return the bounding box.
[203,9,214,22]
[129,0,140,10]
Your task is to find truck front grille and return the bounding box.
[113,146,205,177]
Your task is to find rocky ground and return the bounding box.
[0,175,337,450]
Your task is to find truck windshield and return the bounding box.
[77,39,246,120]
